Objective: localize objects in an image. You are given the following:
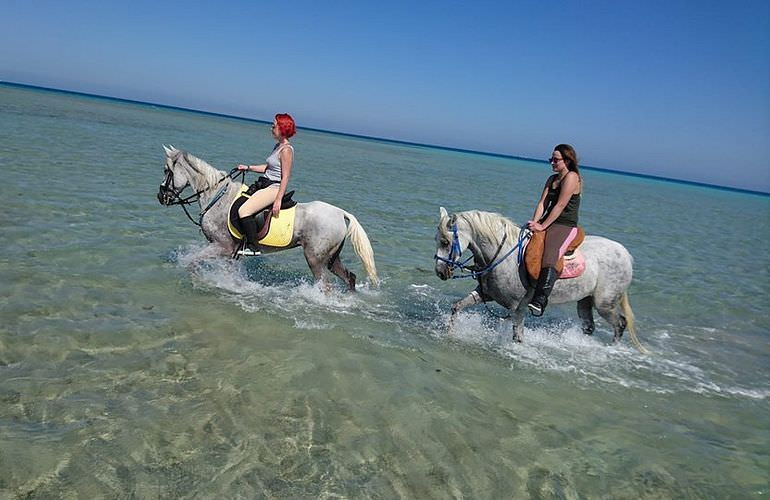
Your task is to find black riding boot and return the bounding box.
[528,267,559,317]
[240,215,259,252]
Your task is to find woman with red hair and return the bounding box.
[236,113,296,252]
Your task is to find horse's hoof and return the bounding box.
[513,335,523,343]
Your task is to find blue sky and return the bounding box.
[2,0,769,191]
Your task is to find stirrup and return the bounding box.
[237,248,262,257]
[528,302,544,317]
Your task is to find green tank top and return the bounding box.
[540,175,581,227]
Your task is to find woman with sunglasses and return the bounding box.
[526,144,582,316]
[235,113,296,253]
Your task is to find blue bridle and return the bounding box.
[434,222,531,280]
[434,223,475,273]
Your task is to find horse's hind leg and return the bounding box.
[577,296,595,335]
[302,247,329,290]
[595,299,627,343]
[327,246,356,292]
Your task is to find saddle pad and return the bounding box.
[227,185,251,239]
[258,205,296,247]
[227,184,296,248]
[525,226,585,279]
[560,249,586,279]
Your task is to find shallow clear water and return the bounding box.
[1,84,768,497]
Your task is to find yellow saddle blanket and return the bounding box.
[227,185,296,248]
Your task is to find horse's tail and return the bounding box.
[621,292,648,354]
[343,211,379,286]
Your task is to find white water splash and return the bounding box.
[172,245,769,401]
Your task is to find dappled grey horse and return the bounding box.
[157,146,378,290]
[434,208,644,351]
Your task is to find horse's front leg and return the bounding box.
[511,296,530,343]
[448,289,482,331]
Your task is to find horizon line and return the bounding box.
[3,80,768,197]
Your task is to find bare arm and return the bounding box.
[527,176,554,230]
[237,163,268,173]
[271,147,293,216]
[527,175,555,232]
[537,172,579,229]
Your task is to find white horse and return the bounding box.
[157,146,378,290]
[433,208,645,351]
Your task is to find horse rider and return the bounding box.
[236,113,296,254]
[526,144,582,316]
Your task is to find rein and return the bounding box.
[161,167,243,227]
[435,223,531,280]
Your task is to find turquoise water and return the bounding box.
[1,84,768,497]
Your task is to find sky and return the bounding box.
[2,0,769,192]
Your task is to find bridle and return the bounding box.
[158,157,242,227]
[434,219,531,280]
[434,222,475,274]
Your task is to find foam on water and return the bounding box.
[446,311,769,400]
[173,244,385,329]
[4,86,766,497]
[174,247,768,403]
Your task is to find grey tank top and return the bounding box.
[264,143,293,182]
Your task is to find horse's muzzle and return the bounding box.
[435,263,451,281]
[157,186,174,206]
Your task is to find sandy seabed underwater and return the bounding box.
[1,84,768,498]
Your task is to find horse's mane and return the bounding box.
[439,210,521,245]
[180,151,227,190]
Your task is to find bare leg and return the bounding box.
[449,289,482,330]
[577,296,595,335]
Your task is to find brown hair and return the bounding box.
[554,144,579,174]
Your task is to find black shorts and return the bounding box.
[246,176,279,195]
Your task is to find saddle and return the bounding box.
[525,226,586,280]
[227,184,298,248]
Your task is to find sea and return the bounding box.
[1,83,768,498]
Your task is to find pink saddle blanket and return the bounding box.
[560,250,586,279]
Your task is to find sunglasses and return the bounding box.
[549,157,564,164]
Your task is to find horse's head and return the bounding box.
[434,207,473,280]
[157,145,192,205]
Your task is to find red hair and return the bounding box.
[275,113,296,138]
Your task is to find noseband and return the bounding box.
[158,168,185,204]
[434,223,475,273]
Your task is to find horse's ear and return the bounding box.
[439,207,448,219]
[163,144,180,157]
